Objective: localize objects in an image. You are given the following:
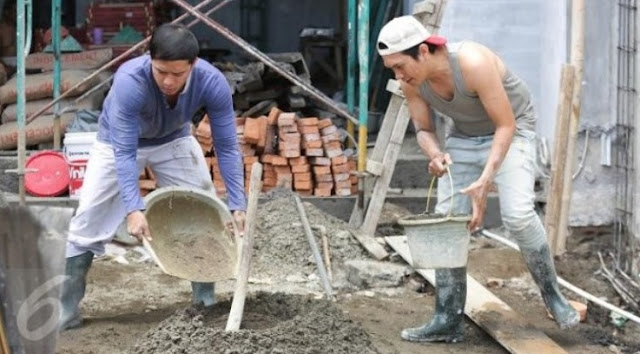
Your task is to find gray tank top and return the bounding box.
[419,42,536,137]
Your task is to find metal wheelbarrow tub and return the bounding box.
[142,187,238,282]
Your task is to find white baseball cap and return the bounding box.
[377,15,447,56]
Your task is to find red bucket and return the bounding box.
[25,151,70,197]
[68,159,88,198]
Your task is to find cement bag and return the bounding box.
[25,48,113,72]
[0,70,100,105]
[1,86,105,124]
[0,112,74,150]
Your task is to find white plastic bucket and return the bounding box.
[63,132,97,198]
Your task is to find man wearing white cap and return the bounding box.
[377,15,579,343]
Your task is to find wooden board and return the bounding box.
[385,236,568,354]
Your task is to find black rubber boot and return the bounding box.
[401,267,466,343]
[522,245,579,329]
[191,282,215,307]
[60,252,94,331]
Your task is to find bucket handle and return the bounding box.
[425,165,455,218]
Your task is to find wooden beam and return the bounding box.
[545,64,576,255]
[385,236,568,354]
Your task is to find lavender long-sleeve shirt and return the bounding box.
[97,55,245,214]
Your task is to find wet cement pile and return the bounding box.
[251,192,368,279]
[129,292,380,354]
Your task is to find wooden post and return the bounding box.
[555,0,585,255]
[545,65,576,254]
[226,162,262,332]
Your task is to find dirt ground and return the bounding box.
[55,196,640,354]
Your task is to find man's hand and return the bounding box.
[127,210,152,242]
[428,152,453,177]
[460,179,491,232]
[233,210,246,237]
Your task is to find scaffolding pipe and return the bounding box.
[346,0,356,147]
[25,0,222,125]
[169,0,359,125]
[15,0,30,206]
[357,0,369,171]
[52,0,62,149]
[480,229,640,326]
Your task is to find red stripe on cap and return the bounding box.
[426,35,447,46]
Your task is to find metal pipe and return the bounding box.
[480,229,640,326]
[52,0,61,149]
[357,0,369,171]
[25,0,222,125]
[16,0,27,205]
[346,0,356,147]
[294,196,333,300]
[169,0,358,125]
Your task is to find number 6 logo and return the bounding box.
[16,275,67,341]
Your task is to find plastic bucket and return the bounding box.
[397,167,472,269]
[63,132,97,198]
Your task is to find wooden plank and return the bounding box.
[226,162,262,331]
[556,0,586,255]
[545,65,576,255]
[359,101,411,238]
[385,236,568,354]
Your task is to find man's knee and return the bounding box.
[502,209,538,234]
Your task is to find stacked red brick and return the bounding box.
[198,107,358,197]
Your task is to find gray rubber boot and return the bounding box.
[521,245,579,329]
[59,252,93,331]
[191,282,215,307]
[401,267,466,343]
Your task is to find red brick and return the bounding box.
[299,125,320,135]
[244,156,259,165]
[318,118,333,129]
[276,179,292,189]
[261,154,275,163]
[348,158,357,170]
[313,165,331,175]
[294,179,313,190]
[291,164,311,173]
[279,125,299,134]
[350,175,359,184]
[264,170,277,180]
[335,188,352,196]
[324,141,342,150]
[335,180,351,189]
[278,112,297,126]
[275,165,292,174]
[310,157,331,166]
[237,136,246,145]
[236,125,245,135]
[331,163,350,174]
[333,173,350,182]
[263,177,277,186]
[314,188,332,197]
[302,140,323,149]
[321,125,338,136]
[244,117,262,144]
[315,173,334,182]
[236,117,246,126]
[281,149,301,158]
[321,132,341,143]
[263,163,275,171]
[241,145,256,156]
[280,132,301,142]
[325,149,343,158]
[267,107,282,125]
[256,116,269,150]
[298,117,319,126]
[294,172,312,182]
[278,141,301,152]
[302,133,320,142]
[305,148,324,156]
[351,184,359,194]
[331,155,348,165]
[297,189,313,196]
[316,181,334,190]
[289,156,308,165]
[271,155,289,166]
